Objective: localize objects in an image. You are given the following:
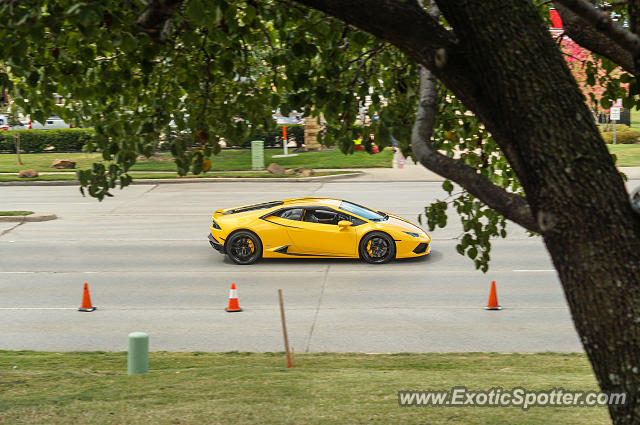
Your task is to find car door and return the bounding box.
[259,208,304,251]
[285,208,358,256]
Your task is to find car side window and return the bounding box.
[335,212,350,224]
[349,216,366,226]
[278,208,304,221]
[335,212,365,226]
[304,208,346,225]
[303,209,322,223]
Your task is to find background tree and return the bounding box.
[2,1,640,423]
[4,106,24,165]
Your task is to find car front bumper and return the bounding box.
[394,237,431,258]
[208,233,225,254]
[413,242,429,254]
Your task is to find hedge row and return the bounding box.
[599,124,640,144]
[2,123,634,152]
[242,124,305,148]
[0,129,94,153]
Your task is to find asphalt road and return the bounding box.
[1,179,622,353]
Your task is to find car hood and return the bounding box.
[382,214,430,240]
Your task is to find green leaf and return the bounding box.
[442,179,454,194]
[600,97,612,109]
[623,96,635,109]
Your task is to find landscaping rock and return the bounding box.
[18,169,39,178]
[267,163,285,174]
[298,168,314,177]
[284,168,296,175]
[51,159,76,169]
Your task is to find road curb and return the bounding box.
[0,213,57,222]
[0,172,363,186]
[135,172,364,184]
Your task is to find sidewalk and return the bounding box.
[2,161,640,184]
[327,160,445,182]
[326,161,640,182]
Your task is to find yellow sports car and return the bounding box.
[208,197,431,264]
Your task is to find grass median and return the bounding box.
[0,211,33,216]
[0,170,357,182]
[0,148,393,173]
[608,144,640,167]
[0,351,608,425]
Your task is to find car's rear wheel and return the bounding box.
[226,231,262,265]
[359,232,396,264]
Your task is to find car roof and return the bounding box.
[279,197,342,208]
[216,197,344,217]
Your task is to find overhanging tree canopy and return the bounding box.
[2,1,640,423]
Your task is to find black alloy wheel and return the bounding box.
[359,231,396,264]
[226,231,263,265]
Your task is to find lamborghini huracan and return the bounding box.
[208,197,431,264]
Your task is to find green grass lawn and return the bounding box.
[0,148,393,173]
[0,351,609,425]
[607,144,640,167]
[630,108,640,132]
[0,170,357,182]
[0,210,33,216]
[2,144,638,175]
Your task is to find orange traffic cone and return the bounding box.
[225,283,242,312]
[484,280,502,310]
[78,282,96,312]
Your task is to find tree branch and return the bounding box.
[137,0,183,41]
[628,0,640,34]
[294,0,486,116]
[295,0,453,61]
[553,0,640,64]
[554,3,635,73]
[411,66,540,232]
[297,0,538,230]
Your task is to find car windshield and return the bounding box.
[339,201,387,222]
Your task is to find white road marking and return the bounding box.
[513,269,555,272]
[0,307,76,310]
[11,203,90,205]
[0,269,558,274]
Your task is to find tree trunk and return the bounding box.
[297,1,640,423]
[435,2,640,423]
[15,133,22,165]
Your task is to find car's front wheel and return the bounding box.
[225,230,262,265]
[359,232,396,264]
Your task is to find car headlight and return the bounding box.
[403,231,419,238]
[211,219,221,230]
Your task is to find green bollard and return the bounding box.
[251,140,265,170]
[128,332,149,375]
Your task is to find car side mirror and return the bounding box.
[338,220,352,229]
